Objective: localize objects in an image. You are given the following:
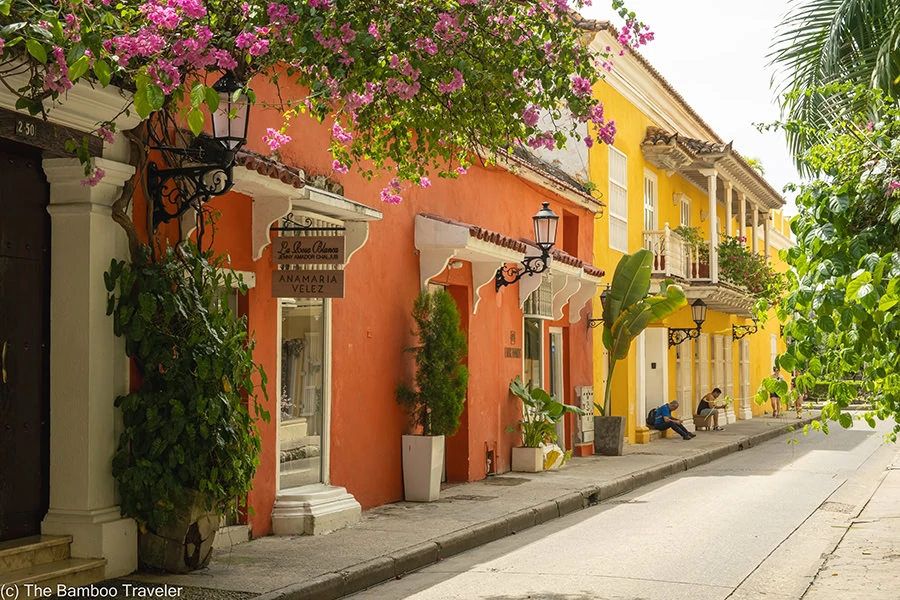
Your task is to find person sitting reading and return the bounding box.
[654,400,695,440]
[697,388,725,431]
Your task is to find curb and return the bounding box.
[254,416,817,600]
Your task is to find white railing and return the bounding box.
[642,224,714,281]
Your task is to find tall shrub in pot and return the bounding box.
[596,249,686,455]
[397,289,469,501]
[106,242,269,572]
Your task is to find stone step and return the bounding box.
[0,558,106,598]
[0,536,71,575]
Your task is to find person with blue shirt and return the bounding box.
[654,400,695,440]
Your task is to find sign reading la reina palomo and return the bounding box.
[272,270,345,298]
[273,235,345,264]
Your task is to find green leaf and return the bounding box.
[187,108,204,136]
[133,87,152,119]
[838,412,853,429]
[205,87,220,113]
[0,0,11,16]
[26,39,47,64]
[828,193,849,213]
[94,60,112,87]
[146,84,165,111]
[190,83,206,108]
[68,55,90,82]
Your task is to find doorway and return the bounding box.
[279,298,328,489]
[549,328,565,450]
[0,142,51,541]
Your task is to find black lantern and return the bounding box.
[733,317,759,341]
[496,202,559,290]
[587,286,610,329]
[148,71,250,230]
[668,298,707,347]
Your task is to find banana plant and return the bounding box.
[600,249,687,416]
[509,376,583,448]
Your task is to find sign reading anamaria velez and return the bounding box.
[272,270,345,298]
[273,235,345,264]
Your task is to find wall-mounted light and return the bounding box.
[149,71,250,230]
[668,298,707,347]
[495,202,559,291]
[587,286,610,329]
[732,319,759,341]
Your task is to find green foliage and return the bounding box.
[674,225,709,263]
[106,242,269,532]
[717,235,786,304]
[768,90,900,440]
[769,0,900,165]
[600,249,687,416]
[508,376,583,448]
[397,289,469,437]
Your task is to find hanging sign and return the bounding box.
[272,235,345,264]
[272,269,345,298]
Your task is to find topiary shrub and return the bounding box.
[397,288,469,436]
[106,241,269,535]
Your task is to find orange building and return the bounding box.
[0,66,608,578]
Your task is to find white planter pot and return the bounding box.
[512,446,544,473]
[401,434,444,502]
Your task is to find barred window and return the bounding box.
[523,273,552,319]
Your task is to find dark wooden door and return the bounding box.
[0,140,50,542]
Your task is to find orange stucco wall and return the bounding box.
[129,76,599,534]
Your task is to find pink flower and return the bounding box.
[332,160,349,174]
[263,128,291,151]
[437,69,464,94]
[81,167,105,187]
[419,177,431,188]
[456,166,468,175]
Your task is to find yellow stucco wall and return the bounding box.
[589,78,795,443]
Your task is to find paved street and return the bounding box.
[348,419,897,600]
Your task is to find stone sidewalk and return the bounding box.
[802,448,900,600]
[125,414,818,600]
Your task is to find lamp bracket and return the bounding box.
[668,326,701,347]
[269,212,346,232]
[588,318,603,329]
[149,160,235,229]
[732,322,759,341]
[495,252,551,291]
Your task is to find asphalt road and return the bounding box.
[349,418,898,600]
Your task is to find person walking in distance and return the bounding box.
[770,366,784,418]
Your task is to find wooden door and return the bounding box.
[0,141,50,541]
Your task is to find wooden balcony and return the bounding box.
[643,225,754,318]
[643,226,711,280]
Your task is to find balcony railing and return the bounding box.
[643,225,712,281]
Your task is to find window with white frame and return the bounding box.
[643,170,657,232]
[680,195,691,228]
[608,146,628,252]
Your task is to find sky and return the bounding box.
[582,0,800,214]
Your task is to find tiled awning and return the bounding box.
[415,213,604,322]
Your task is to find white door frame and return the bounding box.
[635,332,647,431]
[549,327,565,449]
[739,338,752,419]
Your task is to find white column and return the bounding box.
[763,212,770,260]
[40,157,137,578]
[751,201,759,254]
[724,181,733,238]
[700,169,719,283]
[738,191,747,246]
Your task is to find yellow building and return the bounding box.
[588,30,795,444]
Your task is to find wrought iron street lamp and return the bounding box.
[149,72,250,229]
[495,202,559,291]
[668,298,707,347]
[587,286,610,329]
[732,319,759,341]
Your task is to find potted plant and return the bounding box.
[397,288,469,501]
[674,225,710,278]
[508,376,582,472]
[106,242,269,573]
[596,249,686,455]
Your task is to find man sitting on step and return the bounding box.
[654,400,695,440]
[697,387,726,431]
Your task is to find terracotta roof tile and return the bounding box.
[507,147,602,206]
[583,264,605,278]
[642,126,729,156]
[418,213,528,253]
[235,150,305,189]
